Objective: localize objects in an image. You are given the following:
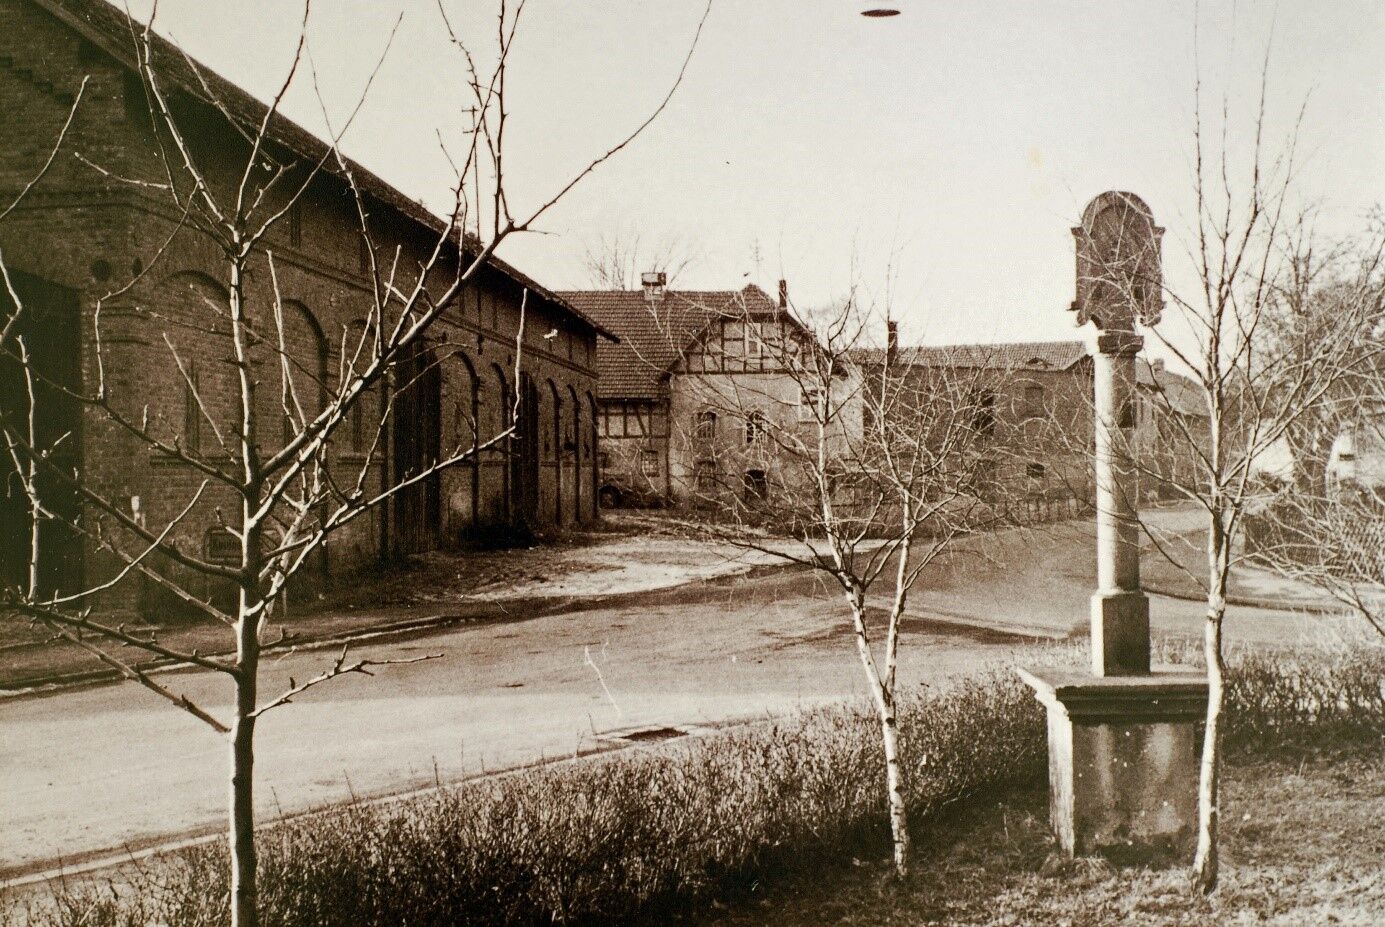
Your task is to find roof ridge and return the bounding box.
[29,0,615,339]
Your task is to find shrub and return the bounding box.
[5,647,1382,927]
[1224,646,1385,754]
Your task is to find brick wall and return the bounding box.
[0,0,600,616]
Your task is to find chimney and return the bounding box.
[778,279,788,308]
[886,320,899,367]
[641,271,666,298]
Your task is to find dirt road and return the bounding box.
[0,509,1351,882]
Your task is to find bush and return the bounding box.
[1224,646,1385,755]
[6,647,1383,927]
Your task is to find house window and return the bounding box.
[694,459,718,491]
[695,410,717,441]
[745,411,768,445]
[743,468,769,501]
[640,449,659,477]
[288,201,303,247]
[799,383,823,420]
[1026,462,1046,480]
[1024,385,1044,419]
[597,451,610,470]
[972,391,996,436]
[745,322,764,358]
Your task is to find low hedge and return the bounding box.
[7,645,1383,927]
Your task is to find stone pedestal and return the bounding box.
[1018,667,1208,862]
[1091,590,1149,676]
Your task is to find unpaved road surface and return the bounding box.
[0,508,1350,881]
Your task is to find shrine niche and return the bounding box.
[1070,191,1164,333]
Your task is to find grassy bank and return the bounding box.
[5,644,1383,927]
[686,753,1385,927]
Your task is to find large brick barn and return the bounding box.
[0,0,611,614]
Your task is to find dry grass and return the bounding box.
[682,752,1385,927]
[4,646,1381,927]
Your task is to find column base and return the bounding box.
[1091,590,1150,676]
[1018,667,1208,864]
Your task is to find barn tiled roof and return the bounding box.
[853,340,1089,371]
[30,0,614,341]
[559,285,780,400]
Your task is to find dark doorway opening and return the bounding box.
[0,271,84,596]
[743,468,769,502]
[391,342,442,555]
[512,374,540,527]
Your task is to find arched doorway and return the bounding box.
[568,384,582,522]
[513,372,539,526]
[548,379,563,525]
[392,340,442,554]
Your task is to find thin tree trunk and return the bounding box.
[229,677,258,927]
[849,594,910,878]
[229,598,260,927]
[879,697,910,877]
[1193,607,1224,893]
[1193,517,1228,894]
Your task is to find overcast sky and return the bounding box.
[126,0,1383,347]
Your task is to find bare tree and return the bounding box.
[1094,64,1384,893]
[1238,216,1385,634]
[657,286,1017,877]
[581,226,701,289]
[1264,214,1385,497]
[0,3,709,925]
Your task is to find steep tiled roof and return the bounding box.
[853,340,1089,371]
[30,0,612,340]
[559,285,780,399]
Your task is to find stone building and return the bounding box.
[0,0,610,612]
[562,277,854,508]
[856,335,1207,508]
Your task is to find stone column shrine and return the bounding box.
[1019,192,1209,861]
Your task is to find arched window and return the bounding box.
[159,271,230,455]
[695,410,717,441]
[450,351,478,451]
[567,385,580,451]
[485,364,512,465]
[545,380,561,461]
[339,320,376,456]
[277,301,328,450]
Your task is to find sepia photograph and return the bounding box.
[0,1,1382,924]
